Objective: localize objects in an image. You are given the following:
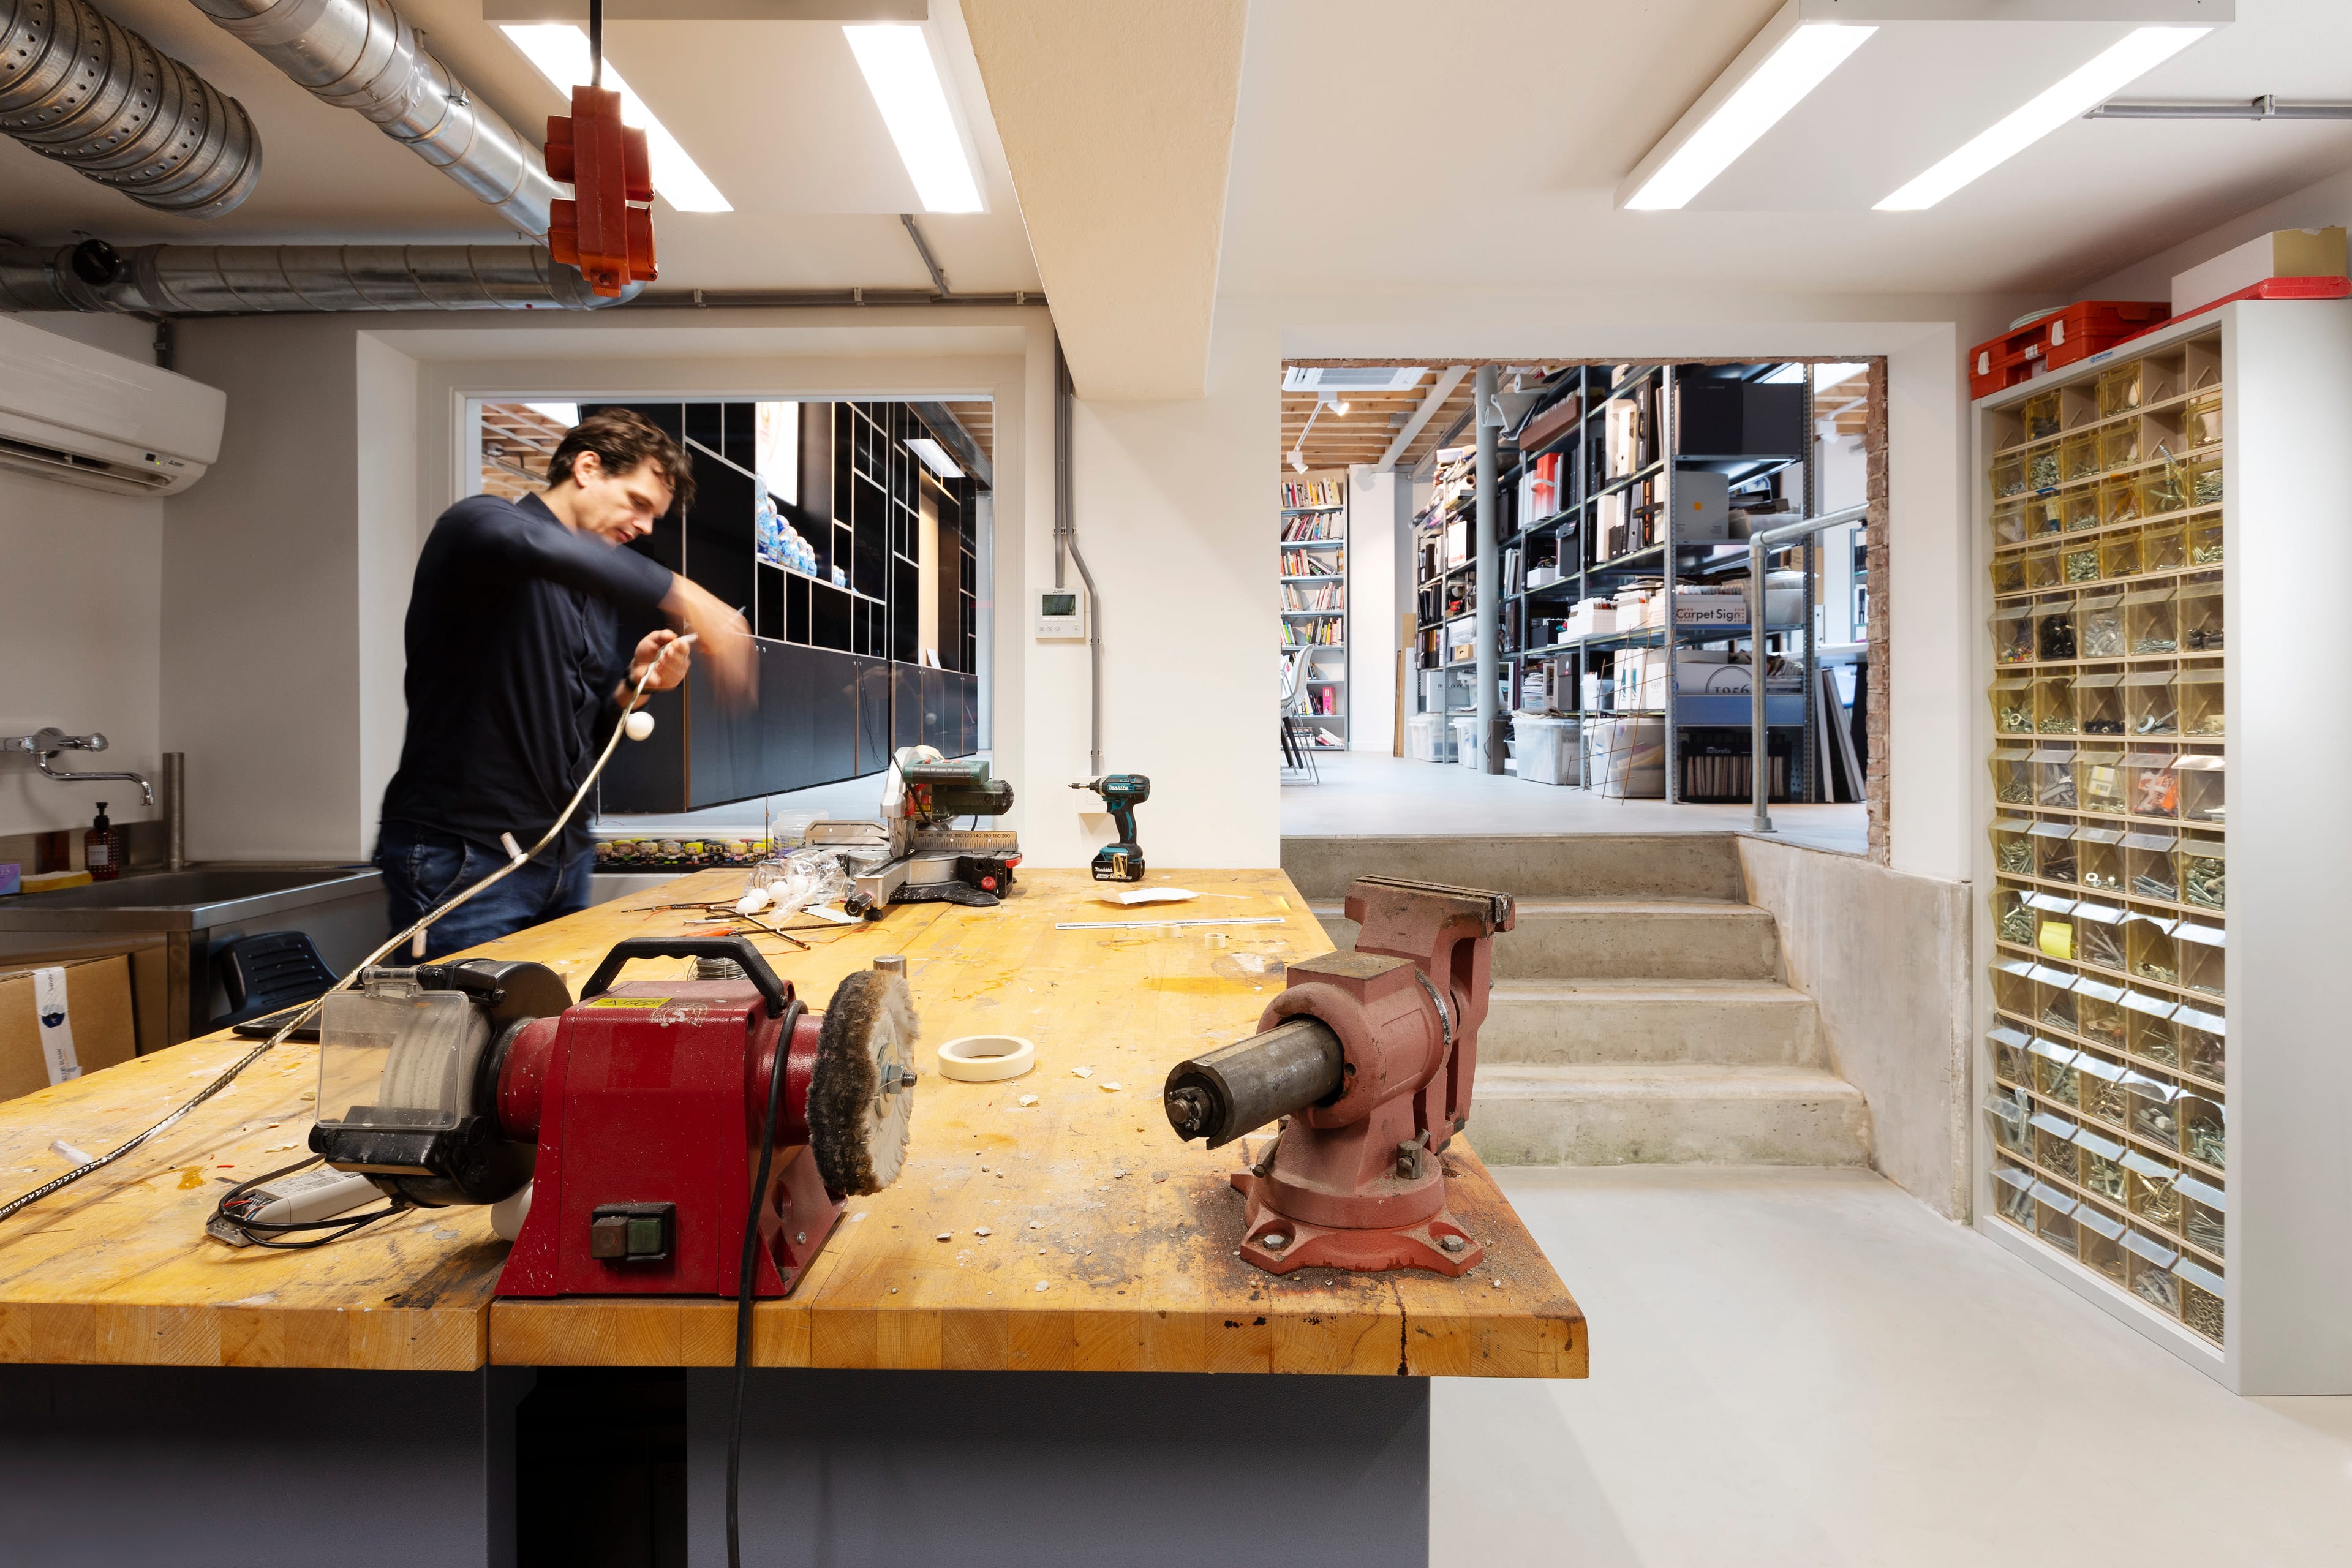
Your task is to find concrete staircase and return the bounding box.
[1282,834,1872,1169]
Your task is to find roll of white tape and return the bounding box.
[936,1034,1036,1082]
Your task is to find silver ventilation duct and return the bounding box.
[0,239,635,311]
[189,0,559,236]
[0,0,263,218]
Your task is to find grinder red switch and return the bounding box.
[1163,876,1512,1276]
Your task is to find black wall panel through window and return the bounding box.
[856,660,892,773]
[755,561,785,643]
[723,401,755,470]
[812,581,851,651]
[683,442,755,629]
[892,665,921,751]
[683,401,723,453]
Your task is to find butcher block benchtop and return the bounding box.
[0,867,1585,1378]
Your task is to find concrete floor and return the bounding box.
[1286,752,1867,856]
[1442,1166,2352,1568]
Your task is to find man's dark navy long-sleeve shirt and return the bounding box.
[379,492,673,854]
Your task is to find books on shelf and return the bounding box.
[1283,619,1344,647]
[1281,549,1343,577]
[1283,476,1346,509]
[1282,581,1344,611]
[1282,514,1346,543]
[1515,450,1564,524]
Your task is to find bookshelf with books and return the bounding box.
[1281,471,1349,748]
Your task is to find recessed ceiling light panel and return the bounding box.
[1876,26,2212,210]
[845,24,985,214]
[1623,20,1876,211]
[501,25,732,213]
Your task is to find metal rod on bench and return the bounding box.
[1747,502,1870,834]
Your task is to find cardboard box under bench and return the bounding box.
[0,955,136,1104]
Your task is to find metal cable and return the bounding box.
[0,641,689,1227]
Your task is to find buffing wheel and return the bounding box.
[809,969,918,1195]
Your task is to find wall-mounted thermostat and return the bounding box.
[1035,589,1087,640]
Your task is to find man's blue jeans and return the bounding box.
[374,821,593,959]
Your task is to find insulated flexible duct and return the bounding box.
[0,238,636,311]
[0,0,263,218]
[189,0,559,236]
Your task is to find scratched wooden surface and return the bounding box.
[0,868,1585,1376]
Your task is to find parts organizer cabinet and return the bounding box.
[593,399,982,813]
[0,869,1581,1566]
[1280,471,1349,748]
[1972,300,2352,1393]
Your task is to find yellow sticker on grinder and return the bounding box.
[588,996,669,1008]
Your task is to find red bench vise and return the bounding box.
[309,937,914,1298]
[1162,876,1512,1276]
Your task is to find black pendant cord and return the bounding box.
[729,995,804,1568]
[589,0,603,88]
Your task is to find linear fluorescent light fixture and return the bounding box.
[1623,19,1875,209]
[501,24,732,213]
[845,24,984,213]
[1877,26,2209,210]
[905,436,963,480]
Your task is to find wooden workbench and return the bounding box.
[0,867,1581,1379]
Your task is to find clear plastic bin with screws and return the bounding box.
[2076,1047,2130,1127]
[2123,913,2180,988]
[2125,1069,2182,1148]
[1990,1020,2033,1087]
[2076,751,2128,815]
[1991,676,2035,736]
[1992,746,2034,807]
[2177,836,2223,911]
[2077,592,2125,658]
[2177,1172,2225,1259]
[2122,1150,2180,1233]
[2176,1003,2225,1084]
[2124,1230,2181,1317]
[2034,746,2081,810]
[2076,671,2126,736]
[2173,922,2223,999]
[2075,1196,2129,1282]
[2030,825,2079,888]
[2176,1255,2225,1343]
[2075,976,2130,1055]
[2177,576,2223,653]
[2122,991,2180,1068]
[2030,1036,2082,1107]
[2072,900,2130,973]
[2120,753,2179,820]
[2180,1092,2225,1171]
[2176,753,2224,826]
[2176,665,2223,737]
[2122,830,2179,900]
[1991,604,2035,666]
[2075,825,2126,892]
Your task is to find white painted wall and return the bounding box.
[2078,164,2352,306]
[0,464,164,839]
[1345,466,1398,754]
[161,318,368,862]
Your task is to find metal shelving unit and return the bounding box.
[1411,363,1819,799]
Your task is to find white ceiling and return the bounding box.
[0,0,1044,293]
[1218,0,2352,298]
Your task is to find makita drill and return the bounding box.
[1070,774,1150,882]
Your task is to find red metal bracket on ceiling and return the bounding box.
[545,83,655,298]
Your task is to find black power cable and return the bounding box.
[728,994,804,1568]
[210,1155,414,1250]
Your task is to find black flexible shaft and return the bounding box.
[729,995,803,1568]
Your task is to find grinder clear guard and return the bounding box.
[1165,876,1513,1277]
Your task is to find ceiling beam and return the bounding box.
[960,0,1246,399]
[1378,365,1469,473]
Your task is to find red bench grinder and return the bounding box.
[1163,876,1513,1276]
[309,937,914,1297]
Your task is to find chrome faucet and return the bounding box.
[2,729,156,807]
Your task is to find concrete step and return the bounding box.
[1469,1063,1872,1167]
[1308,900,1783,983]
[1282,833,1745,903]
[1481,979,1823,1068]
[1494,899,1782,982]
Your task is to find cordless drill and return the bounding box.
[1070,774,1150,882]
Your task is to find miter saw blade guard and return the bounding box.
[805,745,1021,914]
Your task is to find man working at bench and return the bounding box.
[375,408,755,956]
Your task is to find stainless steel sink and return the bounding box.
[0,863,388,1048]
[0,865,382,931]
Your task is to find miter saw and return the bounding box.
[804,746,1021,915]
[306,937,915,1298]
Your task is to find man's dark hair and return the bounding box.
[547,408,695,516]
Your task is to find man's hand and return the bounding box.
[620,628,694,706]
[660,578,757,707]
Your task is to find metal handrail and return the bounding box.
[1747,502,1869,832]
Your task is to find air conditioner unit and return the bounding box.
[1282,365,1428,393]
[0,315,224,496]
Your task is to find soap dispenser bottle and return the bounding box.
[85,802,121,882]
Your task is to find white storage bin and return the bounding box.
[1513,714,1581,785]
[1451,716,1487,770]
[1406,712,1456,763]
[1589,717,1665,798]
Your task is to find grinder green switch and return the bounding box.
[1071,774,1150,882]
